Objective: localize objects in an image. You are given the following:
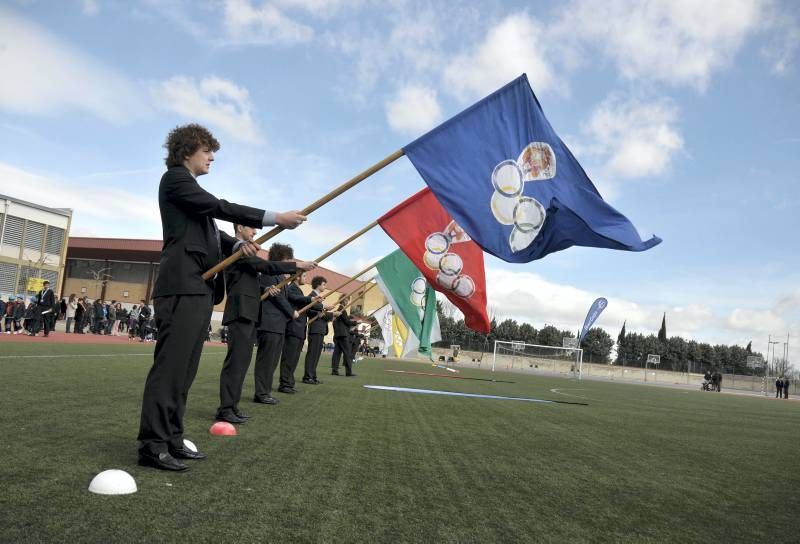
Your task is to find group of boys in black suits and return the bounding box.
[137,123,369,472]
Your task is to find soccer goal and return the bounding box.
[492,340,583,379]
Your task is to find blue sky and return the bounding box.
[1,0,798,362]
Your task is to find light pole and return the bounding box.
[768,340,780,376]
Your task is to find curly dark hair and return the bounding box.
[311,276,327,289]
[268,243,294,261]
[164,123,220,167]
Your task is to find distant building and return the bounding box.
[63,237,386,340]
[0,194,72,299]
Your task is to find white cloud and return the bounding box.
[557,0,766,91]
[385,85,442,135]
[320,255,381,278]
[582,94,683,178]
[761,13,800,75]
[0,162,161,237]
[443,13,560,101]
[727,308,785,333]
[274,0,360,17]
[81,0,99,16]
[222,0,314,46]
[151,76,264,145]
[480,264,800,360]
[0,6,147,122]
[485,266,722,339]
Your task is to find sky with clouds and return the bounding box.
[0,0,798,362]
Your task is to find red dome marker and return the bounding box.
[209,421,237,436]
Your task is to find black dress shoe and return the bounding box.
[313,378,323,384]
[331,371,340,376]
[301,378,315,384]
[234,409,250,419]
[169,447,208,460]
[138,452,188,471]
[216,412,246,424]
[277,387,296,394]
[253,395,279,405]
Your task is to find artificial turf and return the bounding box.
[0,342,797,543]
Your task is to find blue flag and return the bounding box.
[580,297,608,341]
[403,74,661,263]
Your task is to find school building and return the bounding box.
[0,194,73,300]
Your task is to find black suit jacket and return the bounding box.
[284,283,317,340]
[37,288,55,310]
[152,165,266,304]
[257,274,295,334]
[222,257,296,325]
[333,309,357,338]
[306,289,333,336]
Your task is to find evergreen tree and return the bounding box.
[658,313,667,343]
[746,341,752,353]
[615,321,627,364]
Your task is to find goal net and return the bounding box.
[492,340,583,379]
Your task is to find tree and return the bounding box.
[495,318,520,342]
[582,328,614,363]
[658,313,667,344]
[537,325,562,347]
[518,323,537,345]
[746,341,752,353]
[615,321,627,364]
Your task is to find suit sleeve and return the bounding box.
[287,286,313,306]
[163,170,265,227]
[341,311,358,327]
[259,275,296,318]
[242,257,297,275]
[273,294,295,318]
[306,296,324,320]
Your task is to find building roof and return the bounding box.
[66,237,369,293]
[0,193,73,218]
[69,237,163,252]
[67,237,163,263]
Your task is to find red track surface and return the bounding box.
[0,332,225,347]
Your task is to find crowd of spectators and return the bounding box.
[0,294,157,341]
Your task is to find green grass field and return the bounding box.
[0,342,797,543]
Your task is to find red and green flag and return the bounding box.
[378,187,490,333]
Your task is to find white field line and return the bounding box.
[549,388,588,399]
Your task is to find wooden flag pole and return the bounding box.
[308,281,379,325]
[202,150,404,281]
[294,263,376,316]
[260,220,379,300]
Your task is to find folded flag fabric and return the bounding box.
[403,74,661,263]
[379,187,490,333]
[374,250,441,359]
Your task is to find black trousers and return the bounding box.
[42,312,54,335]
[331,336,352,375]
[217,318,256,417]
[303,333,324,380]
[139,318,149,340]
[138,294,212,455]
[254,331,284,398]
[279,335,304,389]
